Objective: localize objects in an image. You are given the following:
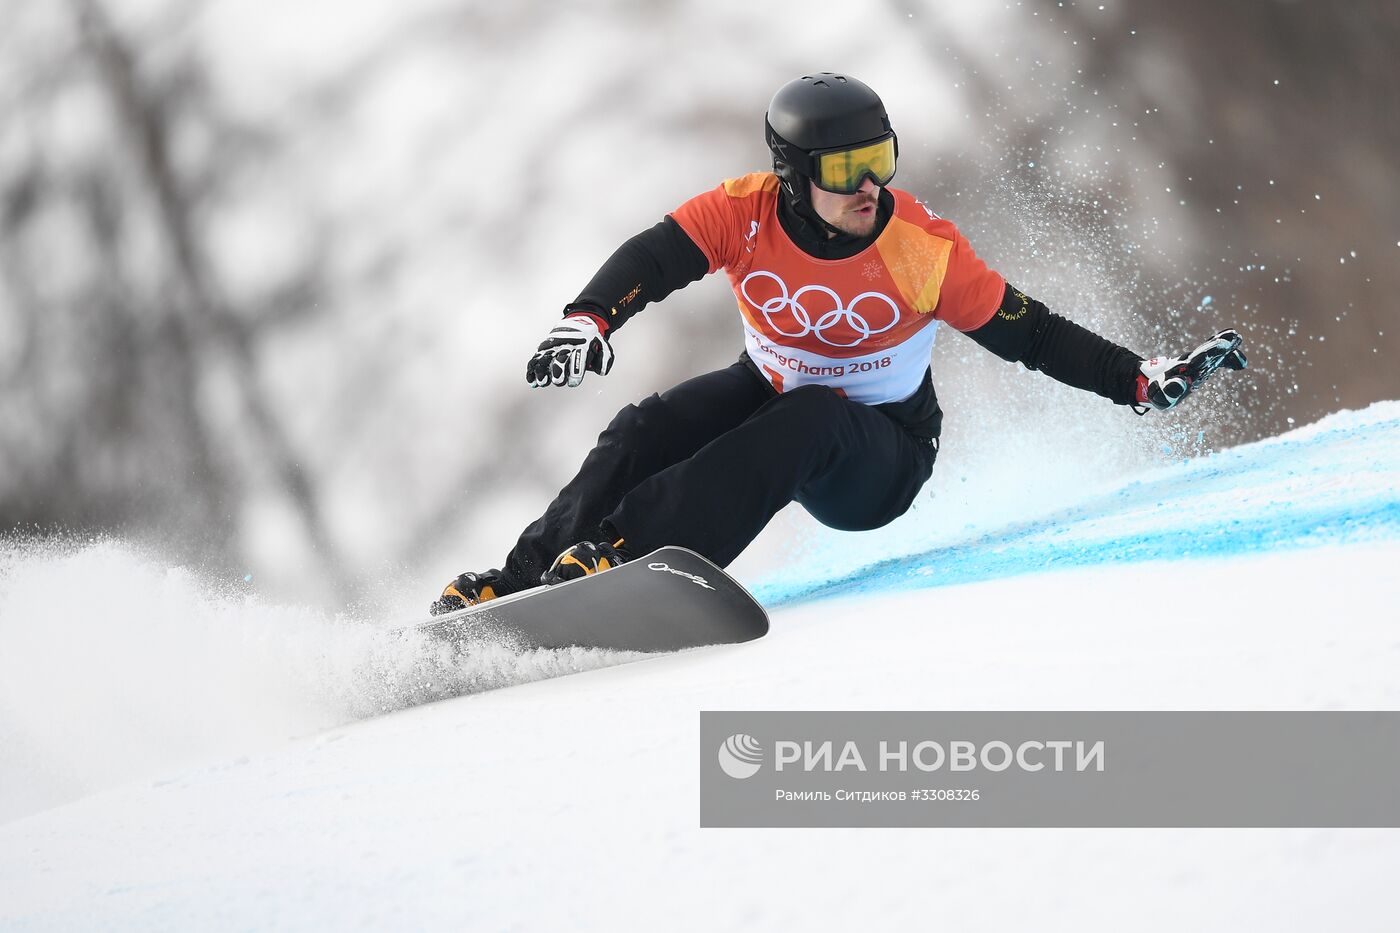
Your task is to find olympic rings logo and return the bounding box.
[739,270,901,348]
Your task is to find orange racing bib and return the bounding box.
[670,172,1004,404]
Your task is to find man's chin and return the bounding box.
[837,216,878,237]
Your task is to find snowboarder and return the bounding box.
[430,72,1246,613]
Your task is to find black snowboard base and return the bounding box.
[404,547,769,653]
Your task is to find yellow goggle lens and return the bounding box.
[815,137,896,193]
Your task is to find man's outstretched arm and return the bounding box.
[964,283,1245,410]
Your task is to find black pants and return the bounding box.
[500,361,937,592]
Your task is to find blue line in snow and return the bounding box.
[755,499,1400,608]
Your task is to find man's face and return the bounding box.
[808,177,881,238]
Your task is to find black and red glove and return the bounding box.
[1136,329,1247,411]
[525,313,614,389]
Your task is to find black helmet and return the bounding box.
[765,73,898,194]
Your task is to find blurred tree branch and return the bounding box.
[68,0,350,589]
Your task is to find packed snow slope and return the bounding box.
[754,400,1400,606]
[1,402,1398,932]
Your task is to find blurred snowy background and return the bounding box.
[3,0,1397,608]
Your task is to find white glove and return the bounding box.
[525,315,614,388]
[1138,329,1247,411]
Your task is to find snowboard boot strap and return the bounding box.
[430,569,507,615]
[541,539,630,586]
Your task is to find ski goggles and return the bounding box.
[811,134,897,194]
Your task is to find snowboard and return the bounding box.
[405,547,769,653]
